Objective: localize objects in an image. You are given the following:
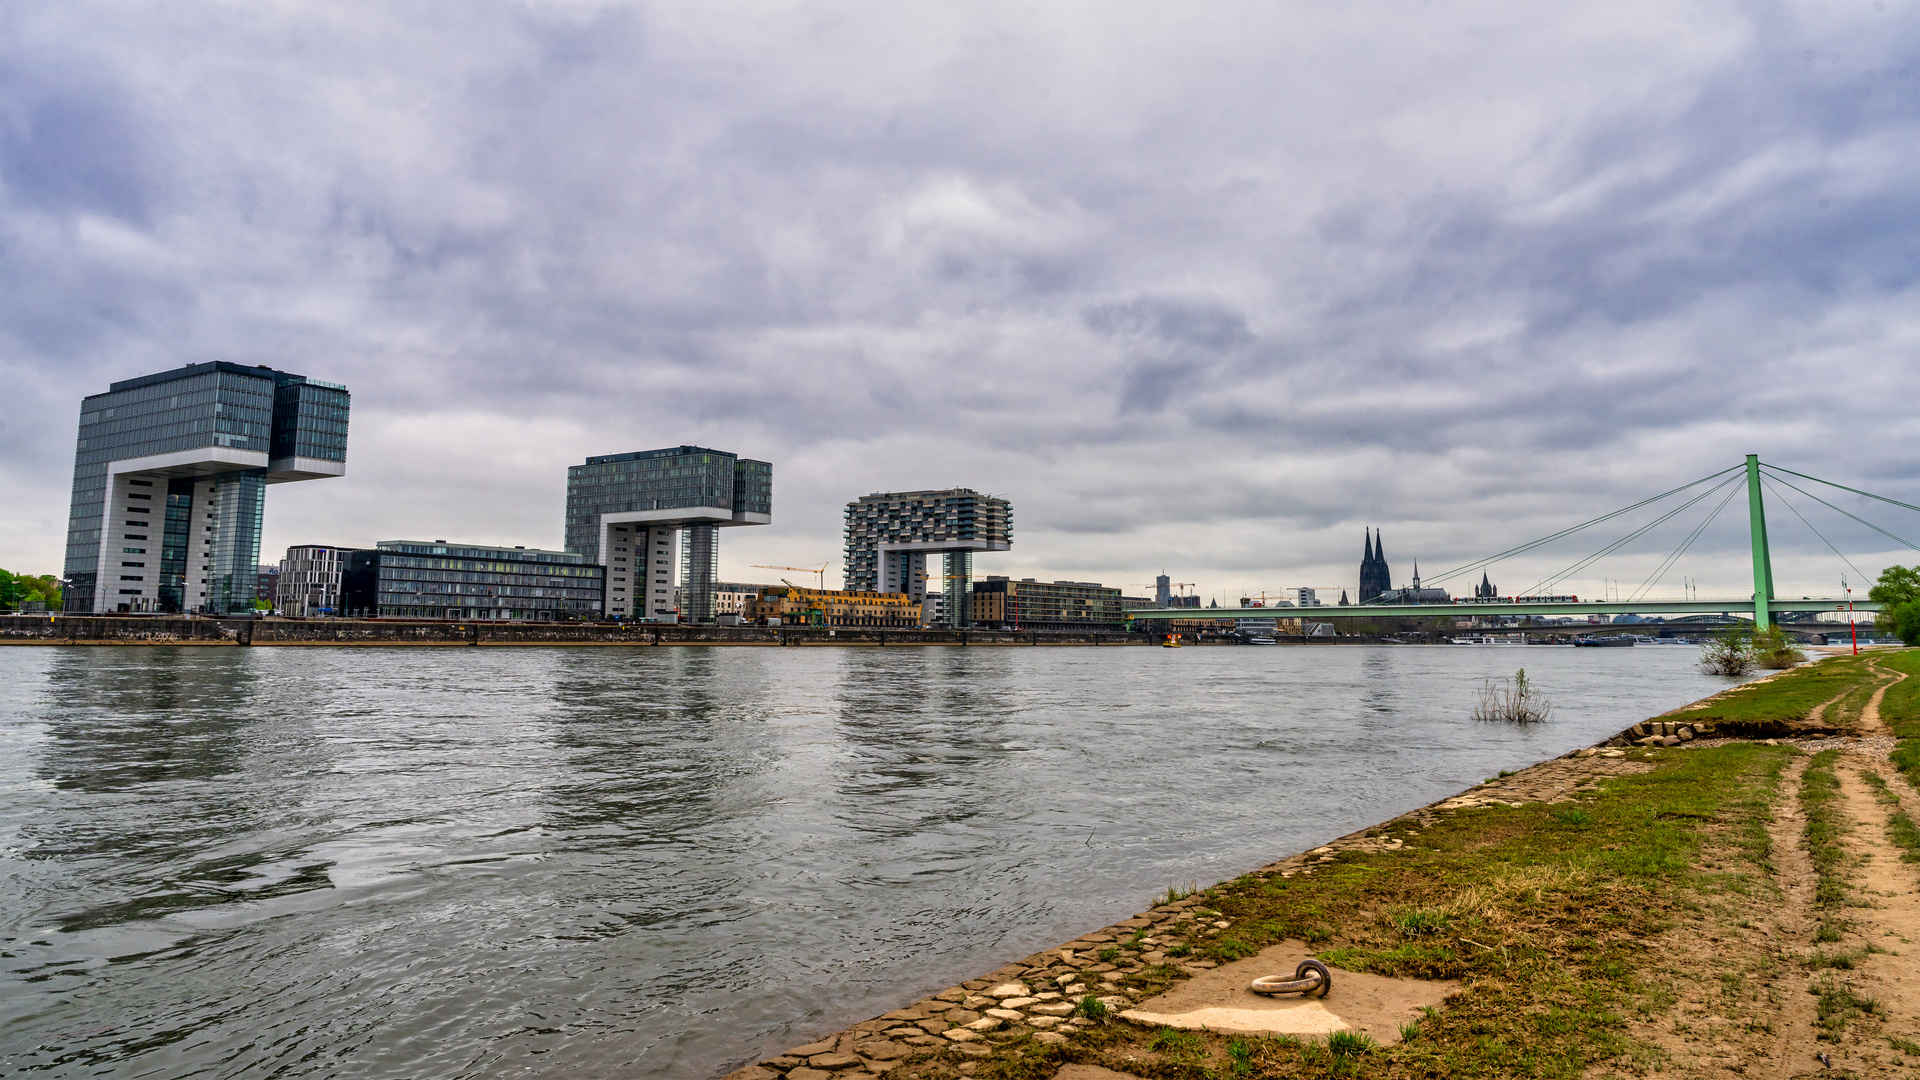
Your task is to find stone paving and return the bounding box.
[720,724,1685,1080]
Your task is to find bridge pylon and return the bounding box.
[1746,454,1777,627]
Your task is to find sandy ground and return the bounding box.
[1120,942,1458,1044]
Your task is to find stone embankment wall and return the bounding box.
[0,615,1155,648]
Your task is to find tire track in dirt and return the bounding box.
[1766,755,1823,1079]
[1858,660,1907,736]
[1815,756,1920,1077]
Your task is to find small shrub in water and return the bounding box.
[1472,667,1551,722]
[1699,624,1757,676]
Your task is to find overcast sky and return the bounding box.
[3,1,1918,603]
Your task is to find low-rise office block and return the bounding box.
[343,541,603,620]
[970,577,1124,632]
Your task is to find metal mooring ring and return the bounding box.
[1249,959,1333,998]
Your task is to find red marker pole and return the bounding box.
[1849,582,1858,656]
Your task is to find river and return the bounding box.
[0,643,1747,1078]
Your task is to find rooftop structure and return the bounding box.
[564,446,771,621]
[63,361,350,613]
[843,488,1011,629]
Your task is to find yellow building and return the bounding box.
[749,585,922,628]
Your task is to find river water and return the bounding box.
[0,643,1745,1078]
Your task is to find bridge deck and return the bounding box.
[1127,598,1879,620]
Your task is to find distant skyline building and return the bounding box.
[564,446,771,622]
[62,361,350,614]
[1475,571,1499,598]
[842,488,1011,629]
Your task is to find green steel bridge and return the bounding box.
[1126,455,1904,626]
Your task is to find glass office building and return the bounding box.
[341,541,604,620]
[63,362,350,614]
[564,446,771,622]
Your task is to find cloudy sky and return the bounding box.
[3,0,1918,603]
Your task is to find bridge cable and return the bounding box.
[1759,476,1874,586]
[1411,464,1746,590]
[1762,464,1920,517]
[1758,470,1920,556]
[1525,474,1747,597]
[1628,479,1743,602]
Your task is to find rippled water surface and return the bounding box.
[0,644,1747,1077]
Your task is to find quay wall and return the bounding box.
[0,615,1171,647]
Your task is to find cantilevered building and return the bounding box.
[843,488,1011,628]
[63,362,350,614]
[564,446,771,621]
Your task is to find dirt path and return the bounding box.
[1858,660,1907,735]
[1765,756,1824,1079]
[1818,756,1920,1075]
[1748,746,1920,1078]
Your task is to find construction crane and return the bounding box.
[753,563,830,590]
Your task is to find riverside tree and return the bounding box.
[0,570,62,611]
[1870,565,1920,646]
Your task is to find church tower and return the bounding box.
[1359,528,1392,603]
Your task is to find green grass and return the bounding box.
[1147,1026,1205,1056]
[1663,654,1877,728]
[1875,650,1920,737]
[1815,977,1884,1040]
[1802,750,1849,908]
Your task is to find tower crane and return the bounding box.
[752,563,830,590]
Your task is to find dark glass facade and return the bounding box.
[563,446,773,562]
[63,361,350,613]
[271,379,351,463]
[342,542,604,619]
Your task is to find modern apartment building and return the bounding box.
[969,577,1124,632]
[564,446,771,622]
[843,488,1010,628]
[63,362,350,613]
[341,540,603,620]
[276,544,367,616]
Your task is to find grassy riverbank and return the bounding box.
[748,648,1920,1080]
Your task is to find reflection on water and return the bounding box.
[0,644,1746,1078]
